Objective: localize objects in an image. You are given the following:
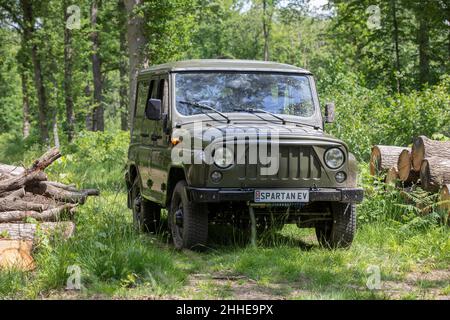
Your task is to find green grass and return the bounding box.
[0,131,448,300]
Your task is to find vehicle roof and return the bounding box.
[139,59,312,75]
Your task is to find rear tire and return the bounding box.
[315,203,356,249]
[131,176,161,233]
[169,180,208,250]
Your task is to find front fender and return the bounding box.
[347,152,359,188]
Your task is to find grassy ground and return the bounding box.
[0,131,449,300]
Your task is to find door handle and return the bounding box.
[151,134,162,141]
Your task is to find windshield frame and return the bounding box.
[171,71,321,125]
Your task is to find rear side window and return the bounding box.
[133,80,150,133]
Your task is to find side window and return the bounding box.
[133,80,149,134]
[158,78,169,114]
[150,79,159,99]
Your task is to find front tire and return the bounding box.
[131,176,161,233]
[315,203,356,249]
[169,180,208,250]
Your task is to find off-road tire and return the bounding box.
[131,176,161,233]
[315,203,356,249]
[169,180,208,250]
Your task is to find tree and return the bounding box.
[63,0,75,141]
[118,0,129,131]
[90,0,104,131]
[124,0,148,131]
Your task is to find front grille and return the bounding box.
[235,144,322,181]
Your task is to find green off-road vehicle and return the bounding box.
[125,59,363,250]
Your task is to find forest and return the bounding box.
[0,0,449,300]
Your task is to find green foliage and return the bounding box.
[322,75,450,160]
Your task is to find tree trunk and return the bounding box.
[21,0,49,144]
[262,0,271,61]
[370,145,408,176]
[0,222,75,241]
[84,83,93,131]
[52,112,61,149]
[64,0,75,142]
[411,136,450,171]
[21,72,31,139]
[124,0,149,132]
[391,0,401,93]
[417,12,430,85]
[118,0,129,131]
[420,157,450,192]
[91,0,104,132]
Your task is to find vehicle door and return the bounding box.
[149,75,171,203]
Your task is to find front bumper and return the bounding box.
[187,187,364,204]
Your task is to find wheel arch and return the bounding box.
[165,166,187,208]
[126,164,139,209]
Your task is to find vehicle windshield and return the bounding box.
[175,72,315,118]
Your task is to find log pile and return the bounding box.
[370,136,450,221]
[0,148,99,270]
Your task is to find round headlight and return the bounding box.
[324,148,345,169]
[213,147,234,168]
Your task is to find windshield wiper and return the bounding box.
[234,107,321,130]
[233,108,286,125]
[179,100,230,123]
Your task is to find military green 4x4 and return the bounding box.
[125,59,363,250]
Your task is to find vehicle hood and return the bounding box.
[175,121,348,150]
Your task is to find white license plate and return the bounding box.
[254,189,310,203]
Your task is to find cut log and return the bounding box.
[397,149,419,183]
[44,181,77,191]
[440,184,450,219]
[0,198,47,212]
[419,157,450,192]
[40,181,100,195]
[385,167,399,185]
[0,171,47,196]
[411,136,450,172]
[0,204,75,223]
[0,221,75,241]
[0,240,34,271]
[0,188,26,200]
[0,164,25,176]
[370,145,408,176]
[26,182,88,204]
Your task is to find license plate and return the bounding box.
[254,189,310,203]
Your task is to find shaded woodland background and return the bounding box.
[0,0,449,161]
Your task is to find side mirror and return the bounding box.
[324,102,335,123]
[145,99,162,120]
